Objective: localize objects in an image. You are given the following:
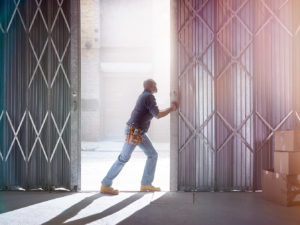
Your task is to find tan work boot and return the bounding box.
[140,185,161,192]
[100,185,119,195]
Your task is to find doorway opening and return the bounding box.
[80,0,171,191]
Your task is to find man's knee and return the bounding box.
[118,154,131,163]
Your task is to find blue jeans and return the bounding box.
[101,125,158,186]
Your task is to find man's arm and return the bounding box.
[156,102,177,119]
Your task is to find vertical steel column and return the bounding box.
[293,0,300,129]
[70,0,81,191]
[170,0,179,192]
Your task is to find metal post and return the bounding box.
[70,0,81,191]
[170,0,178,192]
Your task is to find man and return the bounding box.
[100,79,177,195]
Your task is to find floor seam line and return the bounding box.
[193,192,195,204]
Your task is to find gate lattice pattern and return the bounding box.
[0,0,73,190]
[177,0,300,191]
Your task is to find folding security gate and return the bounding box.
[0,0,80,191]
[175,0,300,191]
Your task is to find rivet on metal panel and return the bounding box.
[72,100,78,111]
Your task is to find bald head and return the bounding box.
[143,79,157,93]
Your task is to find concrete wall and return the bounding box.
[81,0,170,143]
[81,0,102,141]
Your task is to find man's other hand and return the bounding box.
[171,101,178,111]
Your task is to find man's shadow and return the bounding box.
[42,192,146,225]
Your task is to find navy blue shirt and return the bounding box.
[127,90,160,133]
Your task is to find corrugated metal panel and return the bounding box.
[177,0,300,191]
[0,0,80,191]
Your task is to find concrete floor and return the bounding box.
[0,191,300,225]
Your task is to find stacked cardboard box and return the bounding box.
[262,130,300,206]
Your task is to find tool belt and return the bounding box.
[125,125,145,146]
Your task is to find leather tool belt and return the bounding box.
[125,125,145,146]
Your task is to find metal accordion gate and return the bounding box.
[176,0,300,191]
[0,0,80,191]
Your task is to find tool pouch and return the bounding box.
[125,125,145,146]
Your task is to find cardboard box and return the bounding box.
[274,130,300,151]
[274,151,300,175]
[262,170,300,206]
